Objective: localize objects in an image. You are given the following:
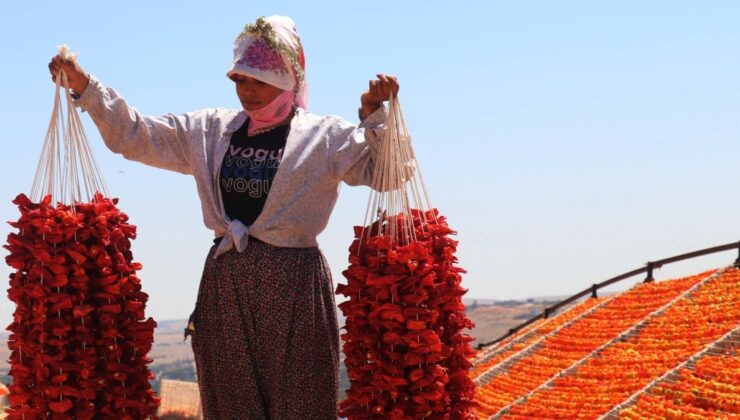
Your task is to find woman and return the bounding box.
[49,15,399,419]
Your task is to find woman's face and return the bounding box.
[230,74,284,111]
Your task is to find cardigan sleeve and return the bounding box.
[74,76,208,175]
[328,106,388,187]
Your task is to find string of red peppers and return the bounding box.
[4,193,160,419]
[336,209,477,419]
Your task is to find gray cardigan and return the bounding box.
[75,76,388,257]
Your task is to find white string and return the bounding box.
[360,94,433,247]
[30,74,64,203]
[31,46,108,205]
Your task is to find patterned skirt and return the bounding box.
[188,238,339,419]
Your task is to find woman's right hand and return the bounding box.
[48,55,90,95]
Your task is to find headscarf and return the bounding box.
[226,15,308,110]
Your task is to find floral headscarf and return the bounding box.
[226,15,308,109]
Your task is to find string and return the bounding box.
[361,94,433,247]
[31,45,109,205]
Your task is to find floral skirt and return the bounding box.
[189,238,339,419]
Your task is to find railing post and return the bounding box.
[644,262,655,283]
[735,241,740,268]
[591,284,598,298]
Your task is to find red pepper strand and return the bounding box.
[337,209,478,419]
[4,193,160,418]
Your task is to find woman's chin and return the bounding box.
[241,103,263,112]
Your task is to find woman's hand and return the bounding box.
[360,73,400,118]
[48,55,90,95]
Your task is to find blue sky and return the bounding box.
[2,1,740,327]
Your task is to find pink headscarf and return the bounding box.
[227,16,308,110]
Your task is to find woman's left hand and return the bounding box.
[360,73,400,118]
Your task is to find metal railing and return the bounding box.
[477,240,740,350]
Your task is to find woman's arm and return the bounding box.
[331,74,409,188]
[48,55,199,175]
[333,106,388,187]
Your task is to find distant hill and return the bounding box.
[466,299,556,347]
[1,299,550,390]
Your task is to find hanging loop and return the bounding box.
[31,44,108,205]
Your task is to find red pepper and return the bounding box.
[5,193,159,417]
[337,209,477,418]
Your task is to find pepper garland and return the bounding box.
[4,46,159,419]
[337,210,477,418]
[5,193,160,419]
[335,94,477,418]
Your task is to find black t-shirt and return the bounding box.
[219,120,290,226]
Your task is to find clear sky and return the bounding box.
[2,1,740,329]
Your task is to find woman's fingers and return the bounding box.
[49,55,70,79]
[51,55,67,71]
[388,76,399,96]
[370,79,383,94]
[375,73,400,99]
[49,60,62,82]
[376,74,389,97]
[361,74,401,115]
[47,54,90,94]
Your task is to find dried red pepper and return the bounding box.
[337,209,477,419]
[4,193,160,419]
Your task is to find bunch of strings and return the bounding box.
[361,94,434,247]
[31,47,108,206]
